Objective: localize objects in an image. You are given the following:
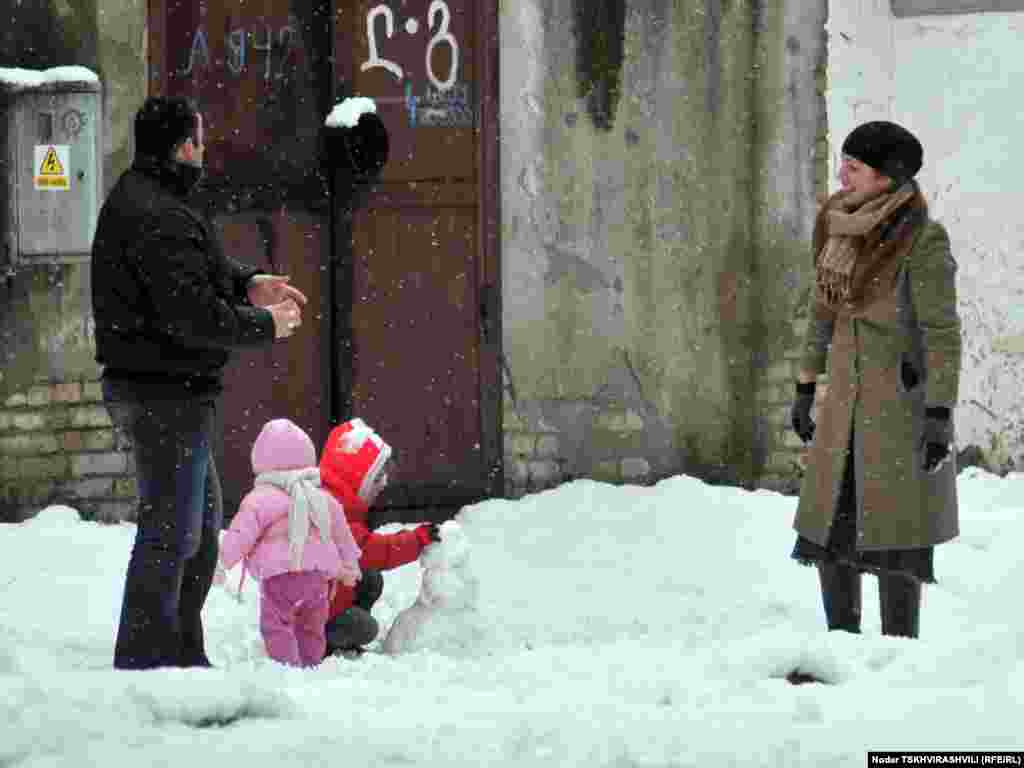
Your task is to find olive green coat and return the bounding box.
[793,220,962,550]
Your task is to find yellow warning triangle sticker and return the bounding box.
[39,147,65,176]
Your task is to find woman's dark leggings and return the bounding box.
[818,562,921,638]
[818,431,923,639]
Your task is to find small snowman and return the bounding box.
[382,519,480,655]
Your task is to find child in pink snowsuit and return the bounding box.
[220,419,362,667]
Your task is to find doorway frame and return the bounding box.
[329,1,504,513]
[147,0,504,511]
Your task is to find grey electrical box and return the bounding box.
[0,67,102,267]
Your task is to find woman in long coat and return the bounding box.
[789,121,962,639]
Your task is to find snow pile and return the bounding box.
[2,471,1024,764]
[0,66,99,91]
[382,520,483,656]
[28,504,82,526]
[325,97,377,129]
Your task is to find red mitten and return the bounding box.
[415,523,441,548]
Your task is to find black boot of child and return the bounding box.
[325,569,385,656]
[325,608,380,656]
[354,568,384,611]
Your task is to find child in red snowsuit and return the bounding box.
[318,418,440,655]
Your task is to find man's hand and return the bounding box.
[248,274,309,309]
[268,298,302,339]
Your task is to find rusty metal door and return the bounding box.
[334,0,501,518]
[148,0,334,517]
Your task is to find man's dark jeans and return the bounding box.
[103,383,222,669]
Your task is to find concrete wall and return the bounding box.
[827,0,1024,472]
[499,0,828,496]
[0,0,146,521]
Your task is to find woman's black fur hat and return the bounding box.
[842,121,923,184]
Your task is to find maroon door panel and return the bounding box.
[152,0,332,191]
[350,205,480,487]
[214,210,330,509]
[149,0,333,516]
[335,0,502,514]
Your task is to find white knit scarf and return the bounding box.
[255,468,332,571]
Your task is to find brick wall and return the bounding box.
[0,375,136,523]
[502,398,567,497]
[755,331,830,494]
[501,392,658,498]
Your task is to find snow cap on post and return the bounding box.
[325,97,377,128]
[0,66,99,94]
[323,97,389,179]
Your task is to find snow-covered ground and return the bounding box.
[2,470,1023,767]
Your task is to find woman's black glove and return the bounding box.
[922,407,953,473]
[790,381,816,444]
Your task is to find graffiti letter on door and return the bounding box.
[180,18,299,81]
[361,1,460,92]
[363,5,404,80]
[425,1,458,90]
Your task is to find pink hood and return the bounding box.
[251,418,317,475]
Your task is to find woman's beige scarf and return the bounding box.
[814,181,926,312]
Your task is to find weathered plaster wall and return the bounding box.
[750,1,831,489]
[95,0,147,186]
[499,0,828,494]
[0,0,146,521]
[827,0,1024,472]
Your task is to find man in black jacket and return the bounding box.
[92,96,305,669]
